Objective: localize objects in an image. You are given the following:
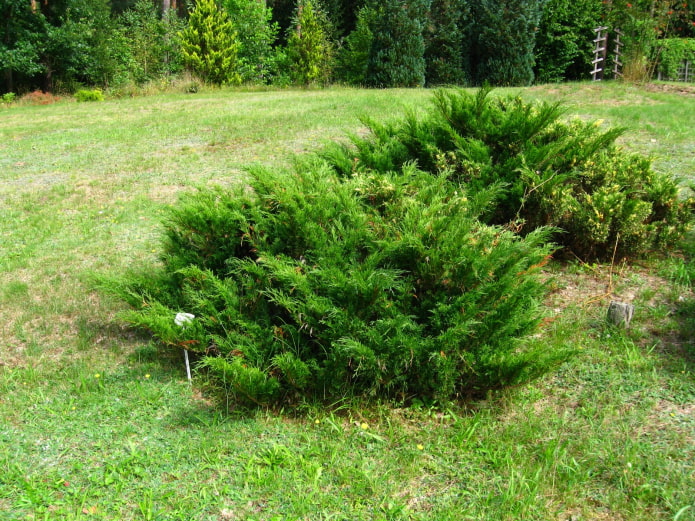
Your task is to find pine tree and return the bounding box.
[365,0,430,88]
[471,0,544,86]
[179,0,241,85]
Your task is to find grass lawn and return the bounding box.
[0,83,693,521]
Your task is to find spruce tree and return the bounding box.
[335,4,375,85]
[179,0,241,85]
[471,0,544,86]
[365,0,430,88]
[424,0,470,86]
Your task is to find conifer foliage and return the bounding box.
[424,0,471,86]
[104,89,693,407]
[335,5,375,85]
[286,0,334,85]
[111,160,557,405]
[321,88,693,260]
[365,0,430,87]
[179,0,242,85]
[471,0,544,86]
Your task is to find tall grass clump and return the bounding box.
[104,162,559,406]
[321,88,694,260]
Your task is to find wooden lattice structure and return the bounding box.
[592,26,609,81]
[656,59,694,82]
[592,27,625,81]
[677,60,693,82]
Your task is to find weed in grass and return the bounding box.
[0,281,29,301]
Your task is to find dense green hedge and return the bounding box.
[365,0,429,87]
[471,0,544,86]
[534,0,603,83]
[424,0,471,86]
[656,38,695,80]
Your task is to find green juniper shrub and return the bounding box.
[108,162,559,405]
[320,88,694,260]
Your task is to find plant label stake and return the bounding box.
[184,350,192,383]
[175,313,196,382]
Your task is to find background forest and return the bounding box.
[2,0,694,95]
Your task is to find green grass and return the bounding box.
[1,83,694,520]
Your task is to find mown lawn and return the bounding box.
[0,83,693,521]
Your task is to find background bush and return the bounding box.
[108,161,559,405]
[224,0,279,84]
[656,38,695,80]
[320,88,694,260]
[75,88,104,102]
[534,0,604,83]
[470,0,544,86]
[118,0,184,86]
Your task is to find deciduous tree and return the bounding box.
[223,0,279,83]
[0,0,45,93]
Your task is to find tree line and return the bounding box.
[2,0,693,94]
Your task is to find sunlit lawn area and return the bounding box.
[0,83,693,520]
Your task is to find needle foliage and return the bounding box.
[108,162,558,405]
[320,88,694,260]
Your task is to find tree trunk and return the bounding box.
[3,69,13,94]
[162,0,171,13]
